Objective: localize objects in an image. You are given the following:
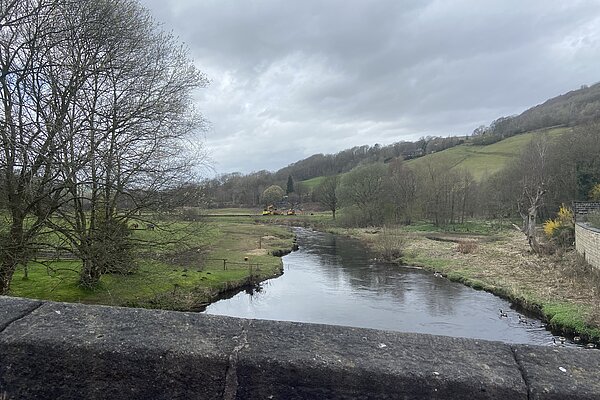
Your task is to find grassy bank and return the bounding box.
[9,217,295,311]
[332,222,600,343]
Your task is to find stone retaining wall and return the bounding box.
[1,296,600,399]
[576,222,600,269]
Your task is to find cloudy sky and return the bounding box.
[140,0,600,175]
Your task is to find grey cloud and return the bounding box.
[140,0,600,174]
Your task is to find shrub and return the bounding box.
[543,204,575,248]
[543,219,560,237]
[456,240,478,254]
[93,218,136,275]
[181,207,202,221]
[374,227,405,261]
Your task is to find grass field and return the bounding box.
[406,127,567,180]
[406,127,567,181]
[9,217,295,310]
[298,128,568,188]
[300,175,327,190]
[202,207,259,215]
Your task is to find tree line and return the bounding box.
[471,83,600,145]
[201,136,468,208]
[0,0,205,293]
[198,83,600,207]
[312,124,600,235]
[191,123,599,238]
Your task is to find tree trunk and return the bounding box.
[79,257,101,289]
[79,239,102,288]
[525,210,541,254]
[0,260,17,295]
[0,217,25,294]
[450,191,456,224]
[461,190,467,224]
[520,187,546,254]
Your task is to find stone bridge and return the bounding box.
[0,296,599,399]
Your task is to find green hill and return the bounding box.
[299,176,327,190]
[405,127,567,181]
[300,127,567,187]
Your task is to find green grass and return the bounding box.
[406,127,567,181]
[543,302,600,342]
[300,176,327,190]
[202,207,259,215]
[9,218,295,310]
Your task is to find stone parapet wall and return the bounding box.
[576,222,600,269]
[1,296,600,399]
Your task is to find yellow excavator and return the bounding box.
[262,205,280,215]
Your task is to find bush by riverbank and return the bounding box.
[9,217,295,311]
[332,223,600,344]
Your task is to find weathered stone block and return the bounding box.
[512,344,600,400]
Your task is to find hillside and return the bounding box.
[299,176,327,190]
[298,127,567,187]
[290,83,600,185]
[204,82,599,207]
[405,127,567,181]
[481,83,600,139]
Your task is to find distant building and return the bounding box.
[573,201,600,221]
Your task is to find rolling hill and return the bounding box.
[288,83,600,188]
[404,127,567,181]
[203,82,599,208]
[299,126,567,187]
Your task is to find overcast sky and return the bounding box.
[139,0,600,175]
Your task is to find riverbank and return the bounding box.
[331,224,600,344]
[9,217,295,311]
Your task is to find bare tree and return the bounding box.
[415,159,462,226]
[339,163,388,226]
[51,0,207,288]
[0,0,208,291]
[387,159,417,224]
[517,135,551,254]
[0,0,87,294]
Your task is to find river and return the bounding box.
[205,228,571,346]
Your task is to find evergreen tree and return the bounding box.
[286,175,295,194]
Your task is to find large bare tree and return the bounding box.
[339,163,388,226]
[0,0,207,292]
[55,0,207,288]
[0,0,88,293]
[387,159,417,224]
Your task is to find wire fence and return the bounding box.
[204,258,262,271]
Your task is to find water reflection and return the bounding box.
[205,228,574,346]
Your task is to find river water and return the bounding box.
[205,228,570,346]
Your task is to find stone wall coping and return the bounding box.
[1,296,600,399]
[576,221,600,234]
